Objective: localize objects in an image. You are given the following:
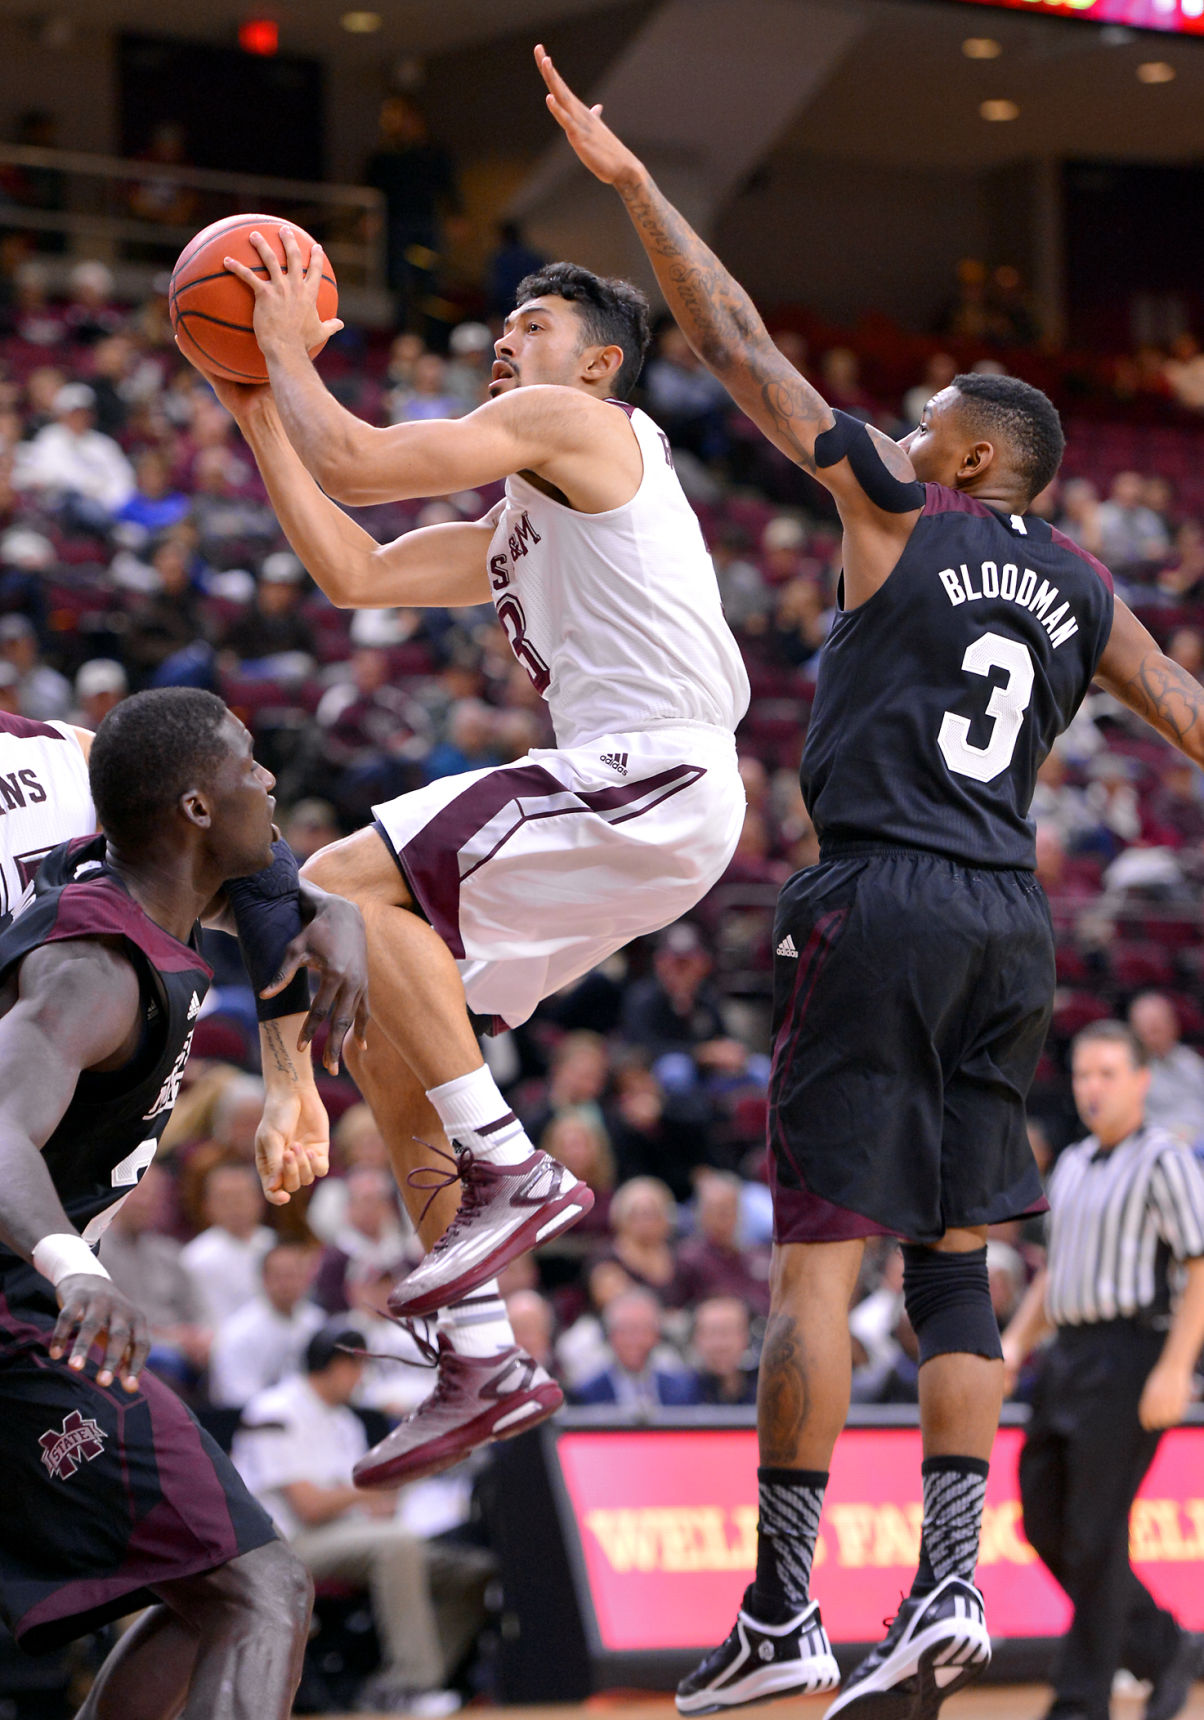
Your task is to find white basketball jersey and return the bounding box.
[0,713,94,917]
[486,405,750,750]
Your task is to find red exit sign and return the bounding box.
[950,0,1204,32]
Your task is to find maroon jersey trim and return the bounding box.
[921,482,999,521]
[0,712,67,742]
[45,881,210,979]
[1050,524,1115,594]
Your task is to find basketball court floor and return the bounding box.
[330,1684,1204,1719]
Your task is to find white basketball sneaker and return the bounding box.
[676,1587,840,1714]
[823,1575,991,1720]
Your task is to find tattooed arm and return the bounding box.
[1095,597,1204,766]
[254,1014,331,1207]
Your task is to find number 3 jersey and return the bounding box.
[485,403,750,750]
[0,835,211,1309]
[801,484,1114,869]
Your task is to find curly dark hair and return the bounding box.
[514,261,652,398]
[952,372,1065,506]
[89,687,230,850]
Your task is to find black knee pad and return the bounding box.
[901,1244,1002,1364]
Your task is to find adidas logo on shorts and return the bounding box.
[776,934,799,958]
[600,751,629,775]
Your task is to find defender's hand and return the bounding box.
[535,44,645,190]
[50,1276,151,1392]
[259,892,370,1074]
[223,227,343,363]
[255,1078,331,1206]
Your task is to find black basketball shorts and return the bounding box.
[768,844,1052,1245]
[0,1292,278,1653]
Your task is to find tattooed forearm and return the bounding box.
[617,175,827,474]
[261,1020,300,1084]
[757,1312,810,1466]
[1115,652,1204,757]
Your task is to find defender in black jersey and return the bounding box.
[543,57,1204,1720]
[0,690,311,1720]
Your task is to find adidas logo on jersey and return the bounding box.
[187,992,202,1020]
[776,934,799,958]
[600,752,629,776]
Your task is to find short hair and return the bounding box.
[951,372,1065,506]
[305,1324,366,1374]
[1072,1019,1148,1068]
[513,261,651,398]
[89,688,230,850]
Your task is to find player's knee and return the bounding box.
[902,1243,1002,1364]
[220,1541,313,1640]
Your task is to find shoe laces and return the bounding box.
[336,1317,440,1371]
[405,1138,483,1233]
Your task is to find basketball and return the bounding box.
[168,212,338,384]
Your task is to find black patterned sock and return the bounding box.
[748,1466,828,1622]
[911,1455,990,1597]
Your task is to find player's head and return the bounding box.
[492,262,651,400]
[89,687,275,876]
[901,373,1064,509]
[1070,1019,1150,1146]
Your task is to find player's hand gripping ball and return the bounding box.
[169,213,338,383]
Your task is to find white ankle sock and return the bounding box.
[436,1281,515,1357]
[427,1066,533,1167]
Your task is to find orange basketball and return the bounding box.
[169,212,338,384]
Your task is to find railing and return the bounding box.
[0,142,386,289]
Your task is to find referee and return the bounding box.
[1003,1019,1204,1720]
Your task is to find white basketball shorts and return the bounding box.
[372,722,745,1030]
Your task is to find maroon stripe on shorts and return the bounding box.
[400,761,704,960]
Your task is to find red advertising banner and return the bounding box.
[946,0,1204,33]
[557,1426,1204,1651]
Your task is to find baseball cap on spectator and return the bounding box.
[449,321,492,355]
[762,516,806,553]
[0,661,20,689]
[0,528,55,570]
[0,615,35,644]
[53,383,96,415]
[304,1324,366,1374]
[660,922,707,957]
[75,659,127,699]
[260,551,305,584]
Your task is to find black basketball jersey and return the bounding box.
[800,484,1115,869]
[0,835,211,1306]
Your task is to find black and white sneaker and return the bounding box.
[676,1588,839,1714]
[823,1576,991,1720]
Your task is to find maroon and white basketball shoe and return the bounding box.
[388,1144,594,1319]
[353,1335,564,1488]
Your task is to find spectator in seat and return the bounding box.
[1054,479,1104,561]
[279,797,341,867]
[307,1101,394,1246]
[180,1160,276,1328]
[849,1241,906,1372]
[1096,471,1170,575]
[574,1288,699,1410]
[596,1175,681,1301]
[312,1166,411,1315]
[99,1161,212,1390]
[1128,992,1204,1146]
[0,612,70,719]
[13,380,134,528]
[71,657,127,730]
[221,550,316,681]
[619,922,728,1062]
[692,1296,757,1406]
[1146,754,1204,849]
[505,1288,557,1373]
[672,1170,770,1316]
[114,446,190,546]
[233,1325,492,1718]
[1157,519,1204,602]
[208,1240,325,1409]
[539,1109,614,1237]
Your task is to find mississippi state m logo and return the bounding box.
[39,1409,106,1480]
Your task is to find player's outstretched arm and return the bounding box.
[1095,597,1204,769]
[537,44,835,478]
[0,943,151,1389]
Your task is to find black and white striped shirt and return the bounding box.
[1044,1124,1204,1328]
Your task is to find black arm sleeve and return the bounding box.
[813,410,925,513]
[224,840,311,1022]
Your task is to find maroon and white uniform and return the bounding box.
[0,713,94,920]
[374,405,749,1029]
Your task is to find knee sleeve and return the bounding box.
[902,1244,1002,1364]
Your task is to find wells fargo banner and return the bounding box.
[948,0,1204,33]
[557,1426,1204,1651]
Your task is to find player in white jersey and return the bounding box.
[0,712,95,919]
[196,239,749,1484]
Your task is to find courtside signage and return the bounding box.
[556,1426,1204,1650]
[947,0,1204,32]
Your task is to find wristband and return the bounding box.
[33,1233,111,1289]
[225,839,313,1022]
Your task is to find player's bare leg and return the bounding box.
[75,1604,199,1720]
[305,830,571,1485]
[303,828,592,1319]
[149,1542,311,1720]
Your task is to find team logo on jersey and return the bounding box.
[776,934,799,958]
[600,752,629,776]
[187,991,202,1020]
[39,1409,106,1480]
[144,1028,196,1121]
